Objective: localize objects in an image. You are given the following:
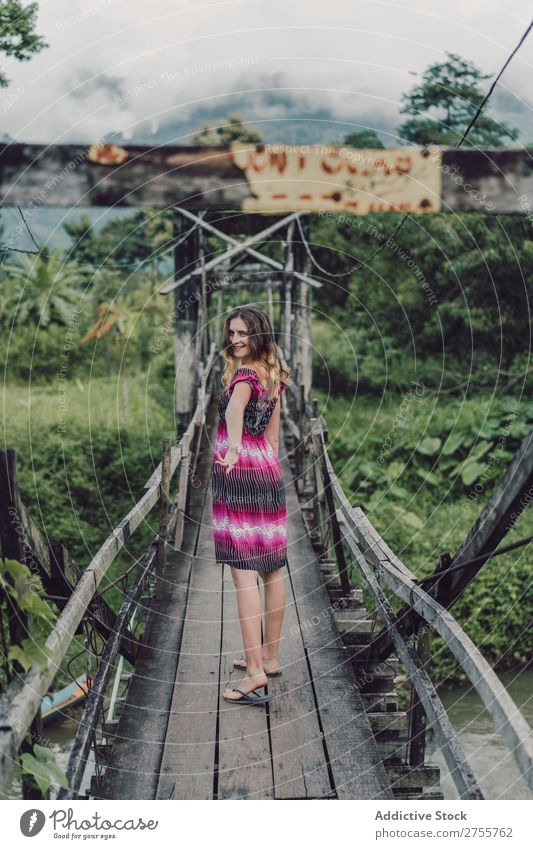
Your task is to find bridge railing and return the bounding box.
[283,400,533,800]
[0,343,218,800]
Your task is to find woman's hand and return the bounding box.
[215,444,242,475]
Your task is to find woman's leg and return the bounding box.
[223,566,267,699]
[260,568,286,670]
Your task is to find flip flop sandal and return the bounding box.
[233,657,283,677]
[222,687,272,705]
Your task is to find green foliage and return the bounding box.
[8,640,55,673]
[0,558,56,675]
[0,274,173,384]
[2,377,174,574]
[0,318,91,381]
[0,1,48,87]
[398,52,518,146]
[20,744,69,797]
[431,547,532,686]
[62,208,173,272]
[343,129,384,148]
[324,391,532,685]
[330,392,529,498]
[310,212,533,392]
[190,113,262,145]
[1,250,84,329]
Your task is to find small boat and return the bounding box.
[41,676,90,725]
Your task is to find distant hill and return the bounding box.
[105,91,392,148]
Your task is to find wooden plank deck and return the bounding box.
[97,415,393,800]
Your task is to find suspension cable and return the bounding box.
[295,18,533,278]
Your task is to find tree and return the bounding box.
[343,130,384,149]
[2,249,82,328]
[190,113,262,146]
[63,208,173,274]
[81,292,166,420]
[398,52,518,147]
[0,1,48,87]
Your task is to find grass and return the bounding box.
[2,370,174,445]
[1,370,178,690]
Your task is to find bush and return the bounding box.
[321,390,533,685]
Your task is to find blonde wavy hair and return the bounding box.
[221,304,291,401]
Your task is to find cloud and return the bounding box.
[1,0,531,145]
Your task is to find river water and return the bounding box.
[427,665,532,800]
[4,667,532,800]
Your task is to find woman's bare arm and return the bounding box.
[225,382,252,447]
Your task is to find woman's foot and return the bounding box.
[233,655,281,675]
[223,670,268,701]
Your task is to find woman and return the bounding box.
[212,304,290,706]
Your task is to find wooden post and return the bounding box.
[309,400,329,555]
[294,213,312,400]
[300,387,314,498]
[173,208,200,440]
[196,226,208,370]
[174,430,192,550]
[0,449,46,798]
[407,623,430,767]
[267,282,274,327]
[283,220,295,363]
[318,438,351,596]
[214,286,223,355]
[310,400,320,535]
[297,378,305,494]
[156,439,171,599]
[434,552,453,601]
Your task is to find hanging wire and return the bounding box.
[413,533,533,591]
[295,18,533,279]
[17,205,41,252]
[296,209,410,279]
[456,20,532,147]
[3,15,531,275]
[0,207,206,273]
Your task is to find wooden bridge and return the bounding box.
[1,310,532,799]
[1,126,533,799]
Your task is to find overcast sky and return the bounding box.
[2,0,532,146]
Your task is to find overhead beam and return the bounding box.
[1,142,531,214]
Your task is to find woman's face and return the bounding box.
[228,317,252,361]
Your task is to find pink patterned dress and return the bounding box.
[211,367,287,572]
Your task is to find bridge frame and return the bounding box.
[1,139,532,801]
[282,389,533,796]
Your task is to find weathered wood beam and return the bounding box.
[0,477,160,788]
[293,213,313,398]
[282,219,295,363]
[173,209,199,432]
[447,426,533,601]
[1,143,531,213]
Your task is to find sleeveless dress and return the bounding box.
[211,366,287,572]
